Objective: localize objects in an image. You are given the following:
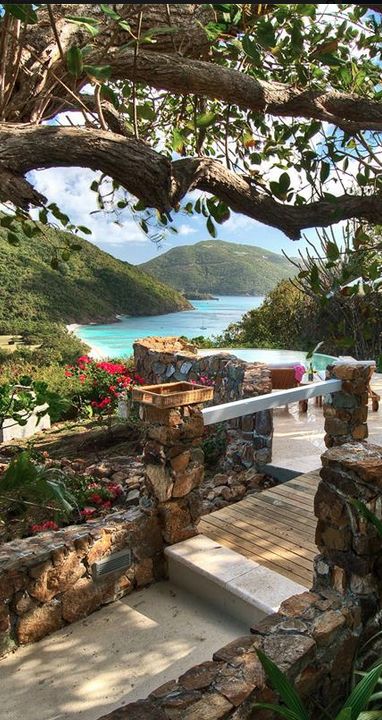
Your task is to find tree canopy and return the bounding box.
[0,3,382,250]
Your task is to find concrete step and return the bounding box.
[165,534,307,627]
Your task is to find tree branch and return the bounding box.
[103,48,382,133]
[1,124,381,239]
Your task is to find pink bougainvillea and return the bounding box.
[31,520,59,534]
[294,364,306,383]
[65,356,144,417]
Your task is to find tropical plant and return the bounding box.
[0,3,382,277]
[287,224,382,361]
[65,355,144,426]
[0,376,66,431]
[0,451,76,518]
[255,648,382,719]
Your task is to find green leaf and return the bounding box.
[279,172,291,193]
[342,663,382,718]
[350,499,382,538]
[335,709,352,720]
[70,244,82,252]
[138,104,156,121]
[242,35,261,63]
[256,650,309,720]
[255,19,276,49]
[207,216,217,238]
[66,47,83,78]
[253,704,301,720]
[50,257,59,271]
[100,85,119,109]
[196,112,217,128]
[77,225,92,235]
[3,4,38,23]
[84,65,112,81]
[326,241,340,262]
[172,128,186,154]
[100,4,121,20]
[65,16,99,36]
[61,250,71,262]
[320,162,331,183]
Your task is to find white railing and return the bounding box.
[202,378,342,426]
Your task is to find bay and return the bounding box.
[74,295,263,358]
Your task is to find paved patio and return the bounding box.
[1,582,244,720]
[271,373,382,475]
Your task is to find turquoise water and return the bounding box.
[75,296,263,358]
[74,295,336,371]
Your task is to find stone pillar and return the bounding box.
[314,443,382,620]
[324,362,373,448]
[140,403,205,545]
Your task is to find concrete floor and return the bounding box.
[272,374,382,475]
[1,582,245,720]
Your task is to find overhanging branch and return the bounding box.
[1,124,382,239]
[103,48,382,133]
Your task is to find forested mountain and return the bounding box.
[0,221,191,328]
[140,240,293,295]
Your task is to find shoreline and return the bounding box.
[66,324,106,360]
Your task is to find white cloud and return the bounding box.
[28,167,148,248]
[177,224,197,236]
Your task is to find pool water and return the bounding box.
[198,348,337,372]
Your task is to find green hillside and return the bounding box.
[0,221,191,327]
[140,240,294,296]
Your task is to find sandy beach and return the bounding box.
[66,324,106,360]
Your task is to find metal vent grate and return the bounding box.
[92,548,132,580]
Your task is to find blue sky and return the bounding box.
[29,166,316,265]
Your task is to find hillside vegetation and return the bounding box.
[140,240,293,296]
[0,220,190,328]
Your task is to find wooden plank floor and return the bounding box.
[199,471,319,587]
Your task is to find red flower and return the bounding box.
[31,520,59,533]
[79,374,86,383]
[102,500,112,510]
[65,370,73,378]
[80,507,97,519]
[78,355,91,364]
[89,493,103,505]
[107,483,122,498]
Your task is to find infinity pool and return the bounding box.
[198,348,337,372]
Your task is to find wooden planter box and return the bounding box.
[132,382,213,408]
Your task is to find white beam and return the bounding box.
[202,379,342,426]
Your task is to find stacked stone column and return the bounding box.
[324,362,373,447]
[140,402,205,545]
[314,442,382,620]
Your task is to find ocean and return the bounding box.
[74,295,263,358]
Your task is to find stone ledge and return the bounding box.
[165,535,307,624]
[0,507,164,656]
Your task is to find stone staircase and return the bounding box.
[165,534,307,626]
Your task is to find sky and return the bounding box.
[29,165,318,265]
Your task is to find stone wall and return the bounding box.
[99,590,364,720]
[98,392,382,720]
[134,336,273,470]
[0,506,164,657]
[324,363,373,447]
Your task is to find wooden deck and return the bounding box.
[199,471,319,587]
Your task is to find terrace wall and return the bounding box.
[0,506,164,656]
[134,336,273,470]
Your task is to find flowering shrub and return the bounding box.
[31,520,59,533]
[191,373,215,387]
[293,364,306,383]
[65,355,144,418]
